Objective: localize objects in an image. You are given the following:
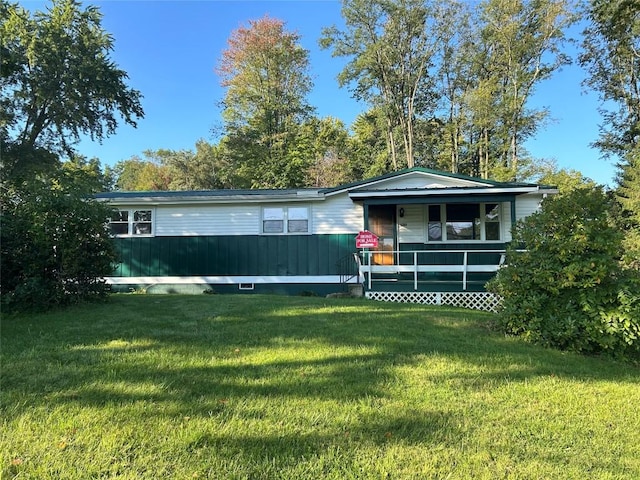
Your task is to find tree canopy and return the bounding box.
[580,0,640,269]
[321,0,574,181]
[216,16,315,188]
[0,0,143,180]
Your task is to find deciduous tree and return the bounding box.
[616,148,640,269]
[0,0,143,179]
[467,0,574,180]
[0,171,118,312]
[580,0,640,270]
[217,16,313,188]
[321,0,440,171]
[0,0,143,310]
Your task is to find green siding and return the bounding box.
[112,234,358,277]
[399,242,505,266]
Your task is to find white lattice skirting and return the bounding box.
[365,291,503,313]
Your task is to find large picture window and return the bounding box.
[109,209,154,236]
[446,204,480,240]
[262,206,309,234]
[427,203,500,242]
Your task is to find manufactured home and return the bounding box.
[96,168,556,310]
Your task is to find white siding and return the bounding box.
[501,197,543,242]
[155,205,259,236]
[138,196,365,237]
[397,204,426,243]
[515,194,543,221]
[313,194,363,234]
[356,172,483,190]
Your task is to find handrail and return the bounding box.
[336,254,360,287]
[358,249,506,291]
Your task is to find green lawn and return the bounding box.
[2,294,639,479]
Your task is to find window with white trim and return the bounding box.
[427,203,500,242]
[263,207,285,233]
[287,207,309,233]
[262,206,309,234]
[109,209,154,236]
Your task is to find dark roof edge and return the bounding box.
[94,188,320,200]
[319,167,538,194]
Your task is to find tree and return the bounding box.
[433,0,475,174]
[217,16,314,188]
[61,155,115,193]
[580,0,640,270]
[488,188,640,359]
[321,0,440,171]
[164,140,234,190]
[580,0,640,158]
[465,0,574,180]
[112,155,171,191]
[0,0,143,179]
[112,141,235,191]
[616,148,640,269]
[348,110,394,178]
[532,159,597,195]
[323,0,574,180]
[300,117,355,187]
[0,0,143,311]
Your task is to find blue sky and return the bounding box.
[18,0,617,185]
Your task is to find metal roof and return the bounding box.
[94,167,556,204]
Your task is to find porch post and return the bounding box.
[363,203,369,231]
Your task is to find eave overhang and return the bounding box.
[348,186,557,205]
[94,190,325,206]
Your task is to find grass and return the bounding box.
[1,294,639,479]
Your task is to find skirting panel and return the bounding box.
[365,291,502,313]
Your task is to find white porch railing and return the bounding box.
[358,249,506,291]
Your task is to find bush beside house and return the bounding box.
[488,188,640,359]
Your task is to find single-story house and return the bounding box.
[95,167,556,310]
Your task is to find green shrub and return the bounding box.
[0,183,118,312]
[488,188,640,359]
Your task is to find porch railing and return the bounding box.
[358,249,506,291]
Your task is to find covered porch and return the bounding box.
[348,186,527,307]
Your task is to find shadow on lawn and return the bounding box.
[3,294,639,419]
[185,408,457,462]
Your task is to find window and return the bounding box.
[262,206,309,234]
[263,208,284,233]
[428,205,442,241]
[446,204,480,240]
[484,204,501,240]
[109,210,129,236]
[287,207,309,233]
[109,209,153,236]
[427,203,500,242]
[133,210,152,234]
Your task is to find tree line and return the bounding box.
[115,0,580,190]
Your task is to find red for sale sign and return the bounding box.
[355,230,379,248]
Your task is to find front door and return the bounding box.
[368,205,395,265]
